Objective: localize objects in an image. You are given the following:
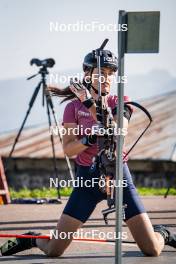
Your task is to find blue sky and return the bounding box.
[1,0,176,79]
[0,0,176,132]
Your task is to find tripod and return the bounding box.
[9,65,74,202]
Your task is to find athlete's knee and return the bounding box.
[141,244,161,257]
[46,247,65,257]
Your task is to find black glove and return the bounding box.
[81,134,97,147]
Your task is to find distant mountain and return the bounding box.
[0,69,175,133]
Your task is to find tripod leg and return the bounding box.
[164,172,171,198]
[164,187,170,198]
[9,81,42,158]
[46,91,74,181]
[46,98,61,200]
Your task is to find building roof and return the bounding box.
[0,90,176,160]
[126,90,176,160]
[0,126,64,158]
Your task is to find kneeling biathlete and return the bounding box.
[1,48,176,257]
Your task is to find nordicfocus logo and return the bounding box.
[49,21,128,33]
[49,229,128,240]
[48,72,127,85]
[49,125,128,137]
[50,177,128,189]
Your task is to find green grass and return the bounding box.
[9,187,176,199]
[137,187,176,196]
[10,187,72,199]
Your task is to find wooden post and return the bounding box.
[0,157,11,204]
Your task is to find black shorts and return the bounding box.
[63,163,146,223]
